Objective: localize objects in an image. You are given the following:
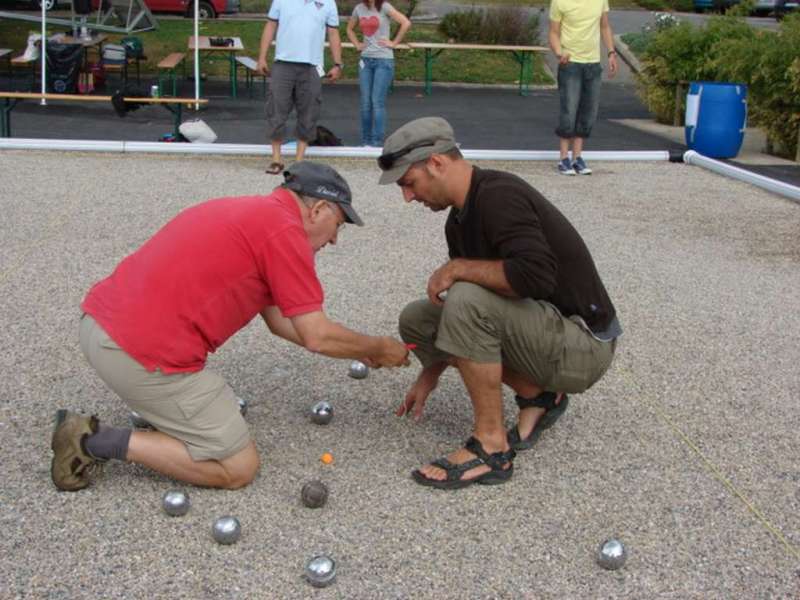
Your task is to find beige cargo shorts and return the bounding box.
[79,314,251,461]
[399,282,616,393]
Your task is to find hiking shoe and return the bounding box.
[50,409,103,491]
[558,158,576,175]
[573,156,592,175]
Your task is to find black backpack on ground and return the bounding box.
[311,125,343,147]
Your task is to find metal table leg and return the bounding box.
[511,51,533,97]
[424,48,444,96]
[1,97,19,137]
[229,52,237,99]
[160,102,184,139]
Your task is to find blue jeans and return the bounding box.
[359,57,395,146]
[555,62,603,139]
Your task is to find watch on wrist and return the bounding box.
[334,63,344,69]
[608,50,617,57]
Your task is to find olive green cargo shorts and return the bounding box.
[79,314,251,461]
[399,282,616,393]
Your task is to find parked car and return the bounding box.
[0,0,59,10]
[774,0,798,17]
[693,0,786,14]
[89,0,239,19]
[150,0,239,19]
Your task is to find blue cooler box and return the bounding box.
[685,81,748,159]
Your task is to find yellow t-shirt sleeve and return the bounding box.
[549,0,562,23]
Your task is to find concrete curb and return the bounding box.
[614,34,642,74]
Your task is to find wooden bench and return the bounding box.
[0,92,208,139]
[332,41,548,96]
[407,42,548,97]
[10,53,38,88]
[157,52,186,97]
[234,56,267,99]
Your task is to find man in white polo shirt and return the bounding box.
[257,0,344,175]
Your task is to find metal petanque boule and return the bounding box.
[348,360,368,380]
[304,554,336,588]
[212,516,242,545]
[236,396,248,417]
[161,490,190,516]
[596,538,627,570]
[310,400,333,425]
[301,480,329,508]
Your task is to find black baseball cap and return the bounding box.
[283,161,363,226]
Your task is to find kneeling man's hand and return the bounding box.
[368,337,411,368]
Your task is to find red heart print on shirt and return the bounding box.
[360,16,379,38]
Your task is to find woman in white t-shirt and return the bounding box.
[347,1,411,147]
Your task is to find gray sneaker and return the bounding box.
[50,410,103,491]
[572,156,592,175]
[558,157,576,175]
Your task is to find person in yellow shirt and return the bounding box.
[549,0,618,175]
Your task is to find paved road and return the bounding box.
[0,76,676,150]
[417,1,781,33]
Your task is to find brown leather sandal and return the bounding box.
[265,161,284,175]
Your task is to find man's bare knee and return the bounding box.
[218,442,260,490]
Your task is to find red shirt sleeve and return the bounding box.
[258,224,324,317]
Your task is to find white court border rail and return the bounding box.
[1,139,797,202]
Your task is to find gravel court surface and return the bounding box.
[1,150,799,598]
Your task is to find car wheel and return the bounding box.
[198,1,217,18]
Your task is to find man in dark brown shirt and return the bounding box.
[378,116,621,490]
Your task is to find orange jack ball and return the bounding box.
[321,452,334,464]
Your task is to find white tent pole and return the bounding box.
[40,0,47,105]
[194,0,199,109]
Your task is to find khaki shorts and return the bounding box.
[79,314,250,461]
[399,282,616,394]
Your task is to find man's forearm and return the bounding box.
[291,312,388,359]
[548,21,562,56]
[259,21,277,62]
[601,25,614,54]
[328,29,343,64]
[549,33,561,56]
[450,258,517,297]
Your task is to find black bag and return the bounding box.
[46,43,83,94]
[110,85,149,117]
[310,125,343,147]
[209,37,234,47]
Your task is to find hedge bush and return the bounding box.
[438,9,483,42]
[712,13,800,157]
[636,13,800,158]
[438,7,541,46]
[633,0,694,11]
[636,19,745,119]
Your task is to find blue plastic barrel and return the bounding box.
[685,82,748,159]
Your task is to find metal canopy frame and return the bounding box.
[0,0,158,33]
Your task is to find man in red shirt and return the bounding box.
[51,161,410,492]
